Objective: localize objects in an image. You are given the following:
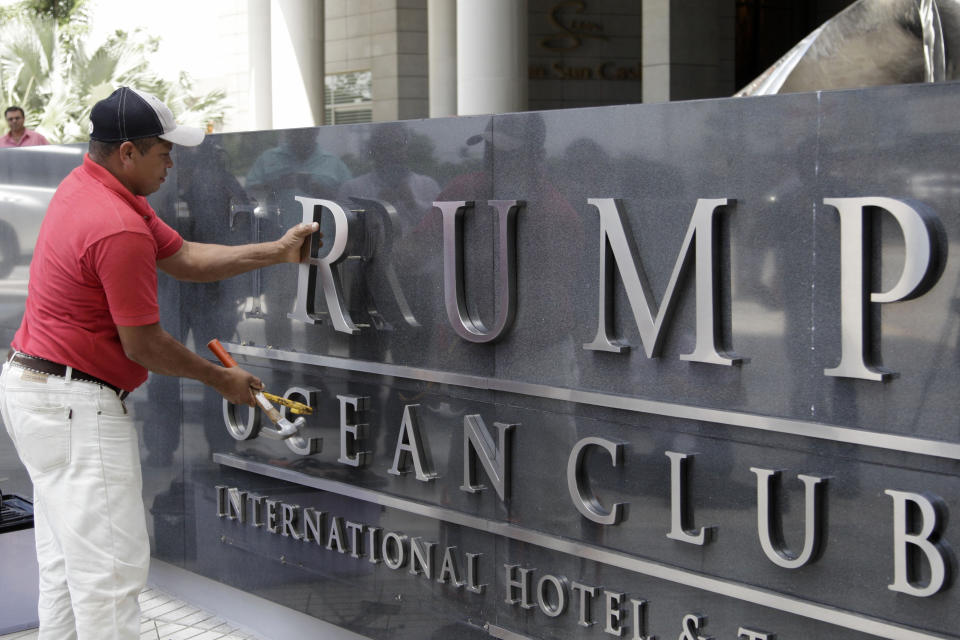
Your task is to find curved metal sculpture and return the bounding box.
[737,0,960,96]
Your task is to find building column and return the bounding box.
[456,0,527,115]
[642,0,670,103]
[643,0,734,103]
[271,0,325,127]
[428,0,457,118]
[248,0,273,129]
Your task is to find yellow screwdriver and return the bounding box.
[207,339,314,415]
[261,392,313,415]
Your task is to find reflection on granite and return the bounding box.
[2,84,960,638]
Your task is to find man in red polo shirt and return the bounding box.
[0,87,320,640]
[1,106,49,147]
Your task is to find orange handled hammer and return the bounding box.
[207,338,303,439]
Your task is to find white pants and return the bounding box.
[0,362,148,640]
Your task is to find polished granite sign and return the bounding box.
[1,83,960,640]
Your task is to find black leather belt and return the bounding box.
[6,350,129,399]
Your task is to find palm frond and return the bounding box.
[0,4,227,143]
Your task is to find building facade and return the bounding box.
[187,0,861,132]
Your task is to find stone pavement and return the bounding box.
[0,586,264,640]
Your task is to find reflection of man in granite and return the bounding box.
[246,128,352,224]
[0,87,320,640]
[338,123,440,339]
[338,122,440,215]
[245,130,352,349]
[141,140,255,467]
[176,140,255,345]
[429,114,582,374]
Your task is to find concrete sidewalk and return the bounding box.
[0,586,264,640]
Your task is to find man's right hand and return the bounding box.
[118,322,265,405]
[215,364,262,407]
[277,221,322,263]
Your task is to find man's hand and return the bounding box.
[117,323,263,406]
[158,221,323,283]
[277,221,322,263]
[214,364,263,407]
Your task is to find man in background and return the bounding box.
[1,106,49,147]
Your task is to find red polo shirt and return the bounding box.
[12,154,183,391]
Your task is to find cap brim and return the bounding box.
[159,125,205,147]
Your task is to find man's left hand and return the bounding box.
[278,222,322,263]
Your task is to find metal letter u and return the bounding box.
[435,200,522,343]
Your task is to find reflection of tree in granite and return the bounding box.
[244,130,353,350]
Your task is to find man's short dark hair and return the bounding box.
[88,136,161,162]
[4,106,24,118]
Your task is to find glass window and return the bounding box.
[324,70,373,125]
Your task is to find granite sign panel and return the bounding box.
[1,82,960,639]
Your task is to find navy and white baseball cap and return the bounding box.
[90,86,204,146]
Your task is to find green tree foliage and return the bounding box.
[0,0,226,143]
[24,0,85,26]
